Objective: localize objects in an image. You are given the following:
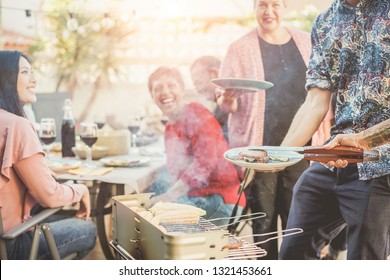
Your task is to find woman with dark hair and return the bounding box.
[0,50,96,259]
[0,52,28,117]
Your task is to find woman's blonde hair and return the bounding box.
[253,0,287,8]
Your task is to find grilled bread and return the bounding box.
[132,202,207,226]
[149,202,206,216]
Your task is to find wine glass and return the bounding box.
[94,113,106,129]
[79,122,98,167]
[38,118,56,158]
[127,115,141,155]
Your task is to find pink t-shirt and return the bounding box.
[0,109,84,232]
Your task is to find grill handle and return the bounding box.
[303,146,363,163]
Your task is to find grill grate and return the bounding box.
[225,235,267,259]
[161,219,223,233]
[112,194,277,260]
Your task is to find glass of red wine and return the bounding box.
[128,115,141,154]
[79,122,98,167]
[39,118,56,158]
[94,113,106,129]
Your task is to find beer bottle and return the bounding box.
[61,99,76,157]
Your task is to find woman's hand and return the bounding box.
[75,185,91,219]
[215,87,243,113]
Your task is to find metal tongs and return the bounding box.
[259,145,380,164]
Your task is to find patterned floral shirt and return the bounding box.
[306,0,390,180]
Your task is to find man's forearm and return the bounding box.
[361,119,390,148]
[281,105,323,147]
[281,88,332,147]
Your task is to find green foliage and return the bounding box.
[191,5,320,33]
[28,1,320,96]
[285,5,320,32]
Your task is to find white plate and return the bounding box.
[100,157,151,167]
[139,147,165,157]
[210,78,274,91]
[46,158,82,173]
[224,146,303,171]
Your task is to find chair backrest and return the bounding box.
[32,92,70,141]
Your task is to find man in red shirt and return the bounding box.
[148,66,246,226]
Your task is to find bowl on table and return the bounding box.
[49,142,62,152]
[96,130,130,156]
[72,145,109,160]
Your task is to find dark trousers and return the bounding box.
[245,160,309,259]
[329,226,348,251]
[279,162,371,259]
[361,174,390,259]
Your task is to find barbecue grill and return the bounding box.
[111,194,269,260]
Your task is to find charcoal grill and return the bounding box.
[111,194,268,260]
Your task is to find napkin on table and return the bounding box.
[68,167,113,176]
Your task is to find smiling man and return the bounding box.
[147,66,246,226]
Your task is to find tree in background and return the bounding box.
[29,0,137,121]
[29,1,319,121]
[193,4,320,33]
[285,5,320,32]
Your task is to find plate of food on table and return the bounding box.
[46,158,82,173]
[100,156,151,167]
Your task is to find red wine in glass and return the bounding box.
[80,136,98,147]
[40,136,56,145]
[79,122,98,167]
[39,118,56,158]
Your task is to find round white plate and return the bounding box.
[100,156,151,167]
[224,146,303,171]
[139,147,165,157]
[46,158,81,173]
[210,78,274,91]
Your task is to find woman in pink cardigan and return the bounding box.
[217,0,321,259]
[0,50,96,259]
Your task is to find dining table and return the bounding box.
[52,136,166,260]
